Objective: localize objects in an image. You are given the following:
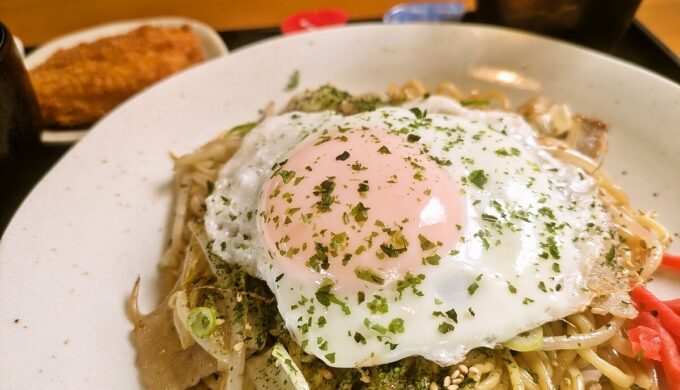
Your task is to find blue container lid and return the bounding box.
[384,2,466,23]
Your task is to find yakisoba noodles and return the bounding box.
[129,80,670,390]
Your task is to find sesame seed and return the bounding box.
[469,367,481,381]
[321,369,333,380]
[458,364,468,374]
[233,341,244,351]
[429,382,440,390]
[447,385,459,390]
[443,376,451,386]
[359,368,370,383]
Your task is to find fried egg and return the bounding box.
[204,95,612,367]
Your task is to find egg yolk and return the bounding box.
[259,129,465,292]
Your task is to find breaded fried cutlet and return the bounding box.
[30,25,204,128]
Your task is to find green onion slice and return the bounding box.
[460,99,490,107]
[228,122,257,136]
[187,306,218,338]
[503,326,544,351]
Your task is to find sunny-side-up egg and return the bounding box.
[204,95,612,368]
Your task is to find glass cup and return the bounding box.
[475,0,642,52]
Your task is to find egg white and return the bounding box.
[205,96,612,367]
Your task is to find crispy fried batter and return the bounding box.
[30,25,204,128]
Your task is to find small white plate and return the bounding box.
[24,16,228,145]
[1,23,679,389]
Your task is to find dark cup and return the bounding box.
[0,22,42,163]
[475,0,642,52]
[1,22,43,235]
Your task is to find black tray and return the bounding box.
[1,18,679,236]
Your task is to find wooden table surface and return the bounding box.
[1,0,679,56]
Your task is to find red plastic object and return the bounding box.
[281,9,349,34]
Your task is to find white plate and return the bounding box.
[24,16,229,145]
[1,23,679,389]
